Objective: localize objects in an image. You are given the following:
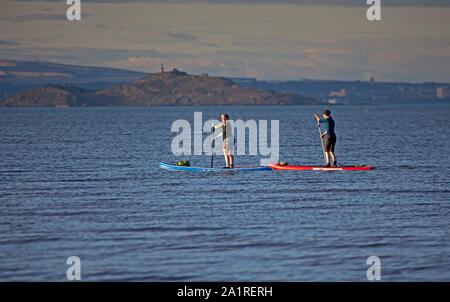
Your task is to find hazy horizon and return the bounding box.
[1,0,449,82]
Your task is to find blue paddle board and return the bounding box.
[159,162,272,172]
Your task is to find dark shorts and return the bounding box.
[324,135,336,153]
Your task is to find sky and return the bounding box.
[0,0,449,82]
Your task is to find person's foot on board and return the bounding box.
[222,166,230,169]
[332,161,337,167]
[323,163,331,167]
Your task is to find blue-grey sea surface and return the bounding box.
[0,104,449,281]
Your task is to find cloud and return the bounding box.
[12,0,450,7]
[105,51,332,80]
[0,40,20,47]
[0,45,168,67]
[108,55,221,74]
[1,13,91,22]
[2,2,450,82]
[2,39,450,82]
[166,32,199,42]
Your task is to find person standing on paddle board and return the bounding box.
[214,114,235,169]
[314,109,337,167]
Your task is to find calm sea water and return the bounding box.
[0,104,449,281]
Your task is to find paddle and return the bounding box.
[316,118,327,164]
[210,124,215,168]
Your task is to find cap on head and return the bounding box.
[323,109,331,116]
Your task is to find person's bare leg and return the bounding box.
[330,152,337,167]
[330,152,336,162]
[324,152,330,165]
[223,149,230,167]
[229,154,234,168]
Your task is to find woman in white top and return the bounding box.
[214,114,234,168]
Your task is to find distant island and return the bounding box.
[0,66,319,107]
[0,59,448,106]
[233,77,450,104]
[0,59,146,100]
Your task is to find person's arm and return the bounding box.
[314,114,326,123]
[314,114,327,137]
[212,122,223,140]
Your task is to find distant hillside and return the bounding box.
[0,59,146,99]
[232,78,450,104]
[0,69,320,107]
[0,84,92,107]
[2,59,448,105]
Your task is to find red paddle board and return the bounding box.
[270,163,376,171]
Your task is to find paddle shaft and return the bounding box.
[316,119,327,164]
[211,125,215,168]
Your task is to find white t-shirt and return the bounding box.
[214,122,233,141]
